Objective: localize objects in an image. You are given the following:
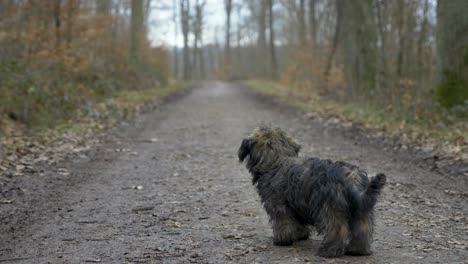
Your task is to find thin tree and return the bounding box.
[324,0,342,79]
[193,0,206,79]
[172,0,179,78]
[224,0,233,68]
[235,3,242,78]
[415,0,429,88]
[298,0,306,46]
[339,0,377,96]
[308,0,316,45]
[54,0,61,50]
[180,0,191,80]
[97,0,111,15]
[267,0,278,79]
[375,0,389,92]
[65,0,78,46]
[130,0,144,66]
[256,0,268,78]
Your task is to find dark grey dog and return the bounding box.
[238,126,386,258]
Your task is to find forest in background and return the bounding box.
[174,0,467,109]
[171,0,466,151]
[0,0,169,129]
[0,0,466,160]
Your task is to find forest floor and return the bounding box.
[0,82,467,263]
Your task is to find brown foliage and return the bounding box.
[0,0,170,128]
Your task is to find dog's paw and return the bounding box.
[273,239,293,246]
[296,231,309,241]
[345,248,372,256]
[317,246,345,258]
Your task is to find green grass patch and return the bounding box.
[113,81,190,112]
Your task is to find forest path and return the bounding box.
[0,82,466,263]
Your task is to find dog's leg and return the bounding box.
[272,215,309,245]
[346,214,373,256]
[272,216,298,246]
[294,224,310,241]
[317,214,349,258]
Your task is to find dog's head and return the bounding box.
[238,126,301,166]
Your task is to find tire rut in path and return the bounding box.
[0,82,467,263]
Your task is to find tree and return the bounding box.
[224,0,233,67]
[130,0,144,65]
[54,0,61,50]
[172,0,179,78]
[267,0,278,79]
[193,0,206,79]
[65,0,78,46]
[308,0,317,45]
[324,0,342,79]
[298,0,306,47]
[435,0,468,107]
[180,0,190,80]
[374,0,390,93]
[251,0,267,78]
[97,0,112,15]
[339,0,377,96]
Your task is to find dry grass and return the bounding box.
[243,80,467,160]
[0,81,191,171]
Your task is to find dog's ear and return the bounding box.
[292,141,301,154]
[238,138,254,162]
[287,137,301,155]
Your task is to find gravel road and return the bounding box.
[1,82,467,263]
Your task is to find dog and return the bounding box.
[238,126,386,258]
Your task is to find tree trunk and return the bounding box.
[267,0,278,79]
[395,0,405,79]
[323,0,342,79]
[339,0,377,97]
[180,0,191,80]
[172,0,179,78]
[435,0,468,107]
[375,0,388,92]
[258,0,267,78]
[235,5,242,78]
[130,0,144,66]
[416,0,429,69]
[308,0,317,45]
[224,0,232,68]
[54,0,61,50]
[143,0,152,34]
[65,0,77,46]
[192,0,205,79]
[97,0,111,15]
[298,0,306,46]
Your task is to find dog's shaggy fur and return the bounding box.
[238,126,386,258]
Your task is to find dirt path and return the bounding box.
[1,82,467,263]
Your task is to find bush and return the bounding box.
[435,70,468,108]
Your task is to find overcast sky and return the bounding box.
[147,0,227,48]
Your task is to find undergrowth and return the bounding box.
[0,81,190,166]
[243,80,467,159]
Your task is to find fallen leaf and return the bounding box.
[85,258,101,263]
[132,205,155,212]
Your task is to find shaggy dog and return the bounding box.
[238,126,386,258]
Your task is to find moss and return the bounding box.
[435,48,468,108]
[435,70,468,108]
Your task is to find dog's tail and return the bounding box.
[360,173,386,212]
